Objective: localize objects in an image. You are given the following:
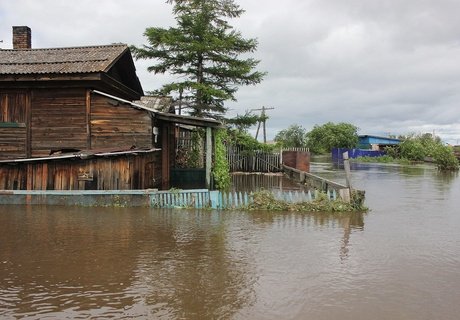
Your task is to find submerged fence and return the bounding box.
[137,188,338,209]
[0,188,337,209]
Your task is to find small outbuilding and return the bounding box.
[358,135,401,151]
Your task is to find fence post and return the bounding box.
[206,127,212,188]
[210,190,219,209]
[343,151,353,201]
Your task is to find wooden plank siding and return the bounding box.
[0,127,26,159]
[0,151,161,190]
[0,91,29,159]
[0,91,28,123]
[31,88,87,157]
[90,94,152,149]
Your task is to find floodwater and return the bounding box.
[1,160,460,319]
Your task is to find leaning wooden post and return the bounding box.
[205,127,212,189]
[342,151,352,202]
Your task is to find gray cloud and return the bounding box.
[1,0,460,143]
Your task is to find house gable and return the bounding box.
[0,44,143,100]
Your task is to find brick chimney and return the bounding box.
[13,26,31,49]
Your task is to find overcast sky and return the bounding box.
[2,0,460,143]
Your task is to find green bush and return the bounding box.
[212,129,231,190]
[432,145,459,171]
[226,129,274,152]
[399,139,426,161]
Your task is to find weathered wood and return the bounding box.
[31,88,87,156]
[90,94,152,149]
[0,127,26,159]
[226,146,283,172]
[86,89,91,150]
[25,90,31,158]
[0,151,161,191]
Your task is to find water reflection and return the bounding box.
[0,207,258,319]
[2,160,460,319]
[0,206,141,319]
[0,206,364,319]
[125,209,256,319]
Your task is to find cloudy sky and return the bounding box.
[2,0,460,143]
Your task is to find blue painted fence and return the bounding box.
[150,189,337,209]
[0,188,338,208]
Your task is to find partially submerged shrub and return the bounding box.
[249,190,366,212]
[433,145,459,171]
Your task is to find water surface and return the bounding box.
[1,161,459,319]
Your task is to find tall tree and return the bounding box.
[306,122,359,154]
[274,124,308,148]
[131,0,265,118]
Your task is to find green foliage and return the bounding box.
[399,138,426,161]
[131,0,265,118]
[189,129,204,168]
[377,133,458,171]
[225,111,259,132]
[384,145,399,158]
[213,129,231,190]
[432,145,459,171]
[274,124,308,148]
[226,129,275,152]
[248,190,366,212]
[175,129,205,168]
[354,155,411,165]
[306,122,359,154]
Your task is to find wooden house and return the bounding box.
[0,26,220,191]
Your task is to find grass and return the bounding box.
[352,155,411,165]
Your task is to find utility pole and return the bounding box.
[251,106,274,143]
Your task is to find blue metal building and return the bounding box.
[358,135,401,149]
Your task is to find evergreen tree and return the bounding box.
[131,0,265,118]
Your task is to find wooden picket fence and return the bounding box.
[226,146,309,173]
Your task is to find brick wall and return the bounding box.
[13,26,31,49]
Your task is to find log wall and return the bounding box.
[0,91,29,159]
[31,88,87,157]
[0,126,26,159]
[90,94,152,149]
[1,88,154,161]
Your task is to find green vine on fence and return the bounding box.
[213,129,231,190]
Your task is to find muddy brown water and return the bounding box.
[1,161,460,319]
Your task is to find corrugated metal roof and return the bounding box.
[0,44,128,75]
